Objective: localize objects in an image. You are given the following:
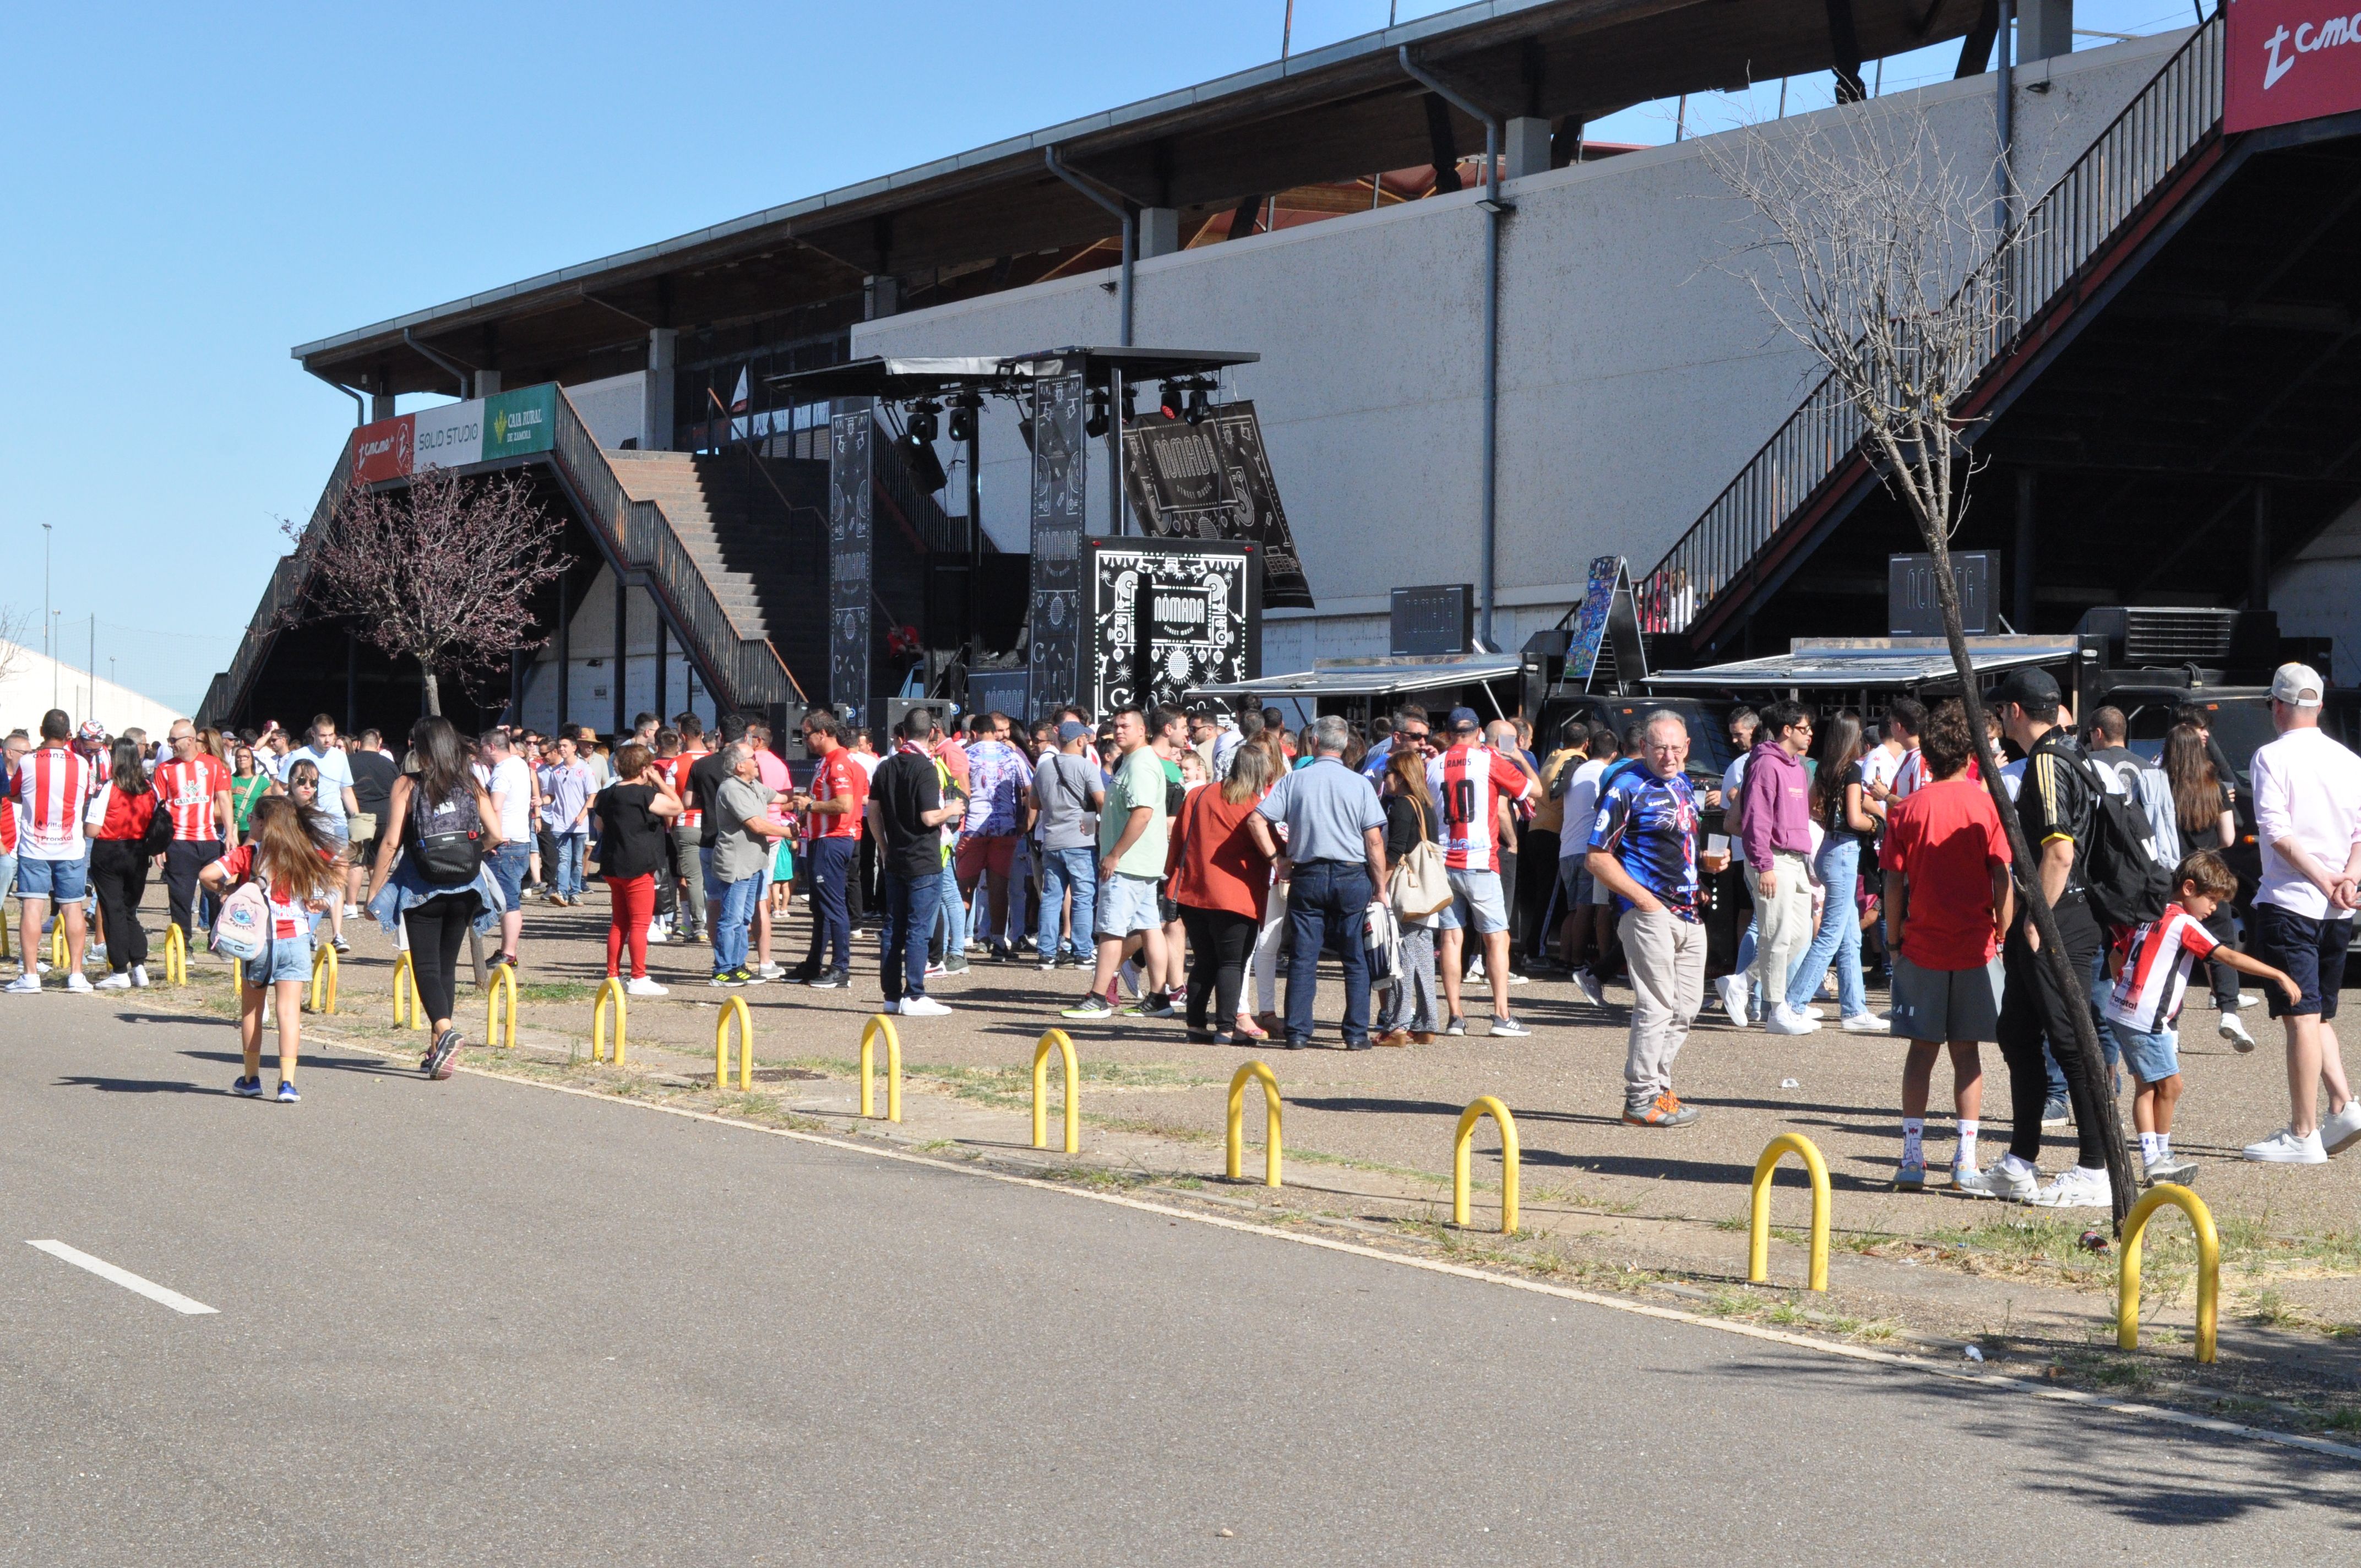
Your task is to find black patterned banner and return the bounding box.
[1087,537,1261,718]
[1118,399,1312,609]
[828,407,873,720]
[1026,369,1087,715]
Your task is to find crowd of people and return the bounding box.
[10,658,2359,1212]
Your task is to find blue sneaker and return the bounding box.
[275,1080,300,1104]
[1894,1155,1926,1191]
[231,1075,265,1098]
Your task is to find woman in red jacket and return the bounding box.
[88,738,157,990]
[1166,742,1276,1043]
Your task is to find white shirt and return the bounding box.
[484,754,534,842]
[1862,742,1904,794]
[1561,758,1610,862]
[1718,755,1750,865]
[2000,758,2026,802]
[2251,725,2361,920]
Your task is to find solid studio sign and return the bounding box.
[2227,0,2361,132]
[353,385,559,482]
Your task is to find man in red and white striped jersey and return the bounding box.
[1424,707,1537,1036]
[9,710,100,993]
[153,719,235,944]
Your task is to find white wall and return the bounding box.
[567,369,650,450]
[0,641,186,740]
[853,34,2185,670]
[517,562,716,736]
[2273,494,2361,687]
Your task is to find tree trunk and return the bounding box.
[421,665,442,717]
[1917,526,2137,1229]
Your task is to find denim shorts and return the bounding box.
[1437,868,1509,934]
[2114,1022,2180,1084]
[486,841,529,910]
[242,927,315,988]
[18,852,88,903]
[1096,872,1162,938]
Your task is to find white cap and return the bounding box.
[2271,662,2325,709]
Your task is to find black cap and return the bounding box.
[1988,666,2061,710]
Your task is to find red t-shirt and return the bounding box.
[92,784,157,842]
[1883,777,2013,969]
[1165,785,1274,919]
[655,752,701,828]
[154,754,232,841]
[806,747,867,841]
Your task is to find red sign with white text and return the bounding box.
[353,413,414,482]
[2227,0,2361,131]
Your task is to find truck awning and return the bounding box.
[1189,652,1521,699]
[1643,637,2080,690]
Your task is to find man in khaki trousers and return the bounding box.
[1586,712,1709,1128]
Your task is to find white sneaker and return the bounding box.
[757,962,785,981]
[1952,1163,2001,1198]
[342,903,360,918]
[1117,959,1140,998]
[646,924,670,945]
[94,972,132,990]
[1468,956,1487,982]
[1573,967,1607,1009]
[1505,969,1530,986]
[1978,1158,2041,1202]
[2231,990,2259,1010]
[1715,973,1749,1030]
[65,972,94,994]
[2030,1166,2113,1210]
[1802,1005,1826,1021]
[129,965,148,988]
[899,995,951,1017]
[2217,1011,2256,1052]
[1765,1004,1820,1036]
[35,961,51,976]
[623,976,668,998]
[2322,1101,2361,1157]
[1838,1011,1890,1035]
[89,943,107,964]
[4,974,39,995]
[2242,1127,2327,1164]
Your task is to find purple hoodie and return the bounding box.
[1740,739,1813,865]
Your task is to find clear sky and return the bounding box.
[0,1,2201,717]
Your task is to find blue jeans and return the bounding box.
[1036,846,1097,960]
[713,875,763,974]
[801,836,855,975]
[933,859,966,959]
[554,829,588,898]
[1785,837,1866,1017]
[882,869,942,1002]
[1283,860,1375,1047]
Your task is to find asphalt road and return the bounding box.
[2,1004,2354,1566]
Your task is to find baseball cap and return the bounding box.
[2272,662,2325,709]
[1057,720,1090,743]
[1987,667,2060,711]
[77,721,107,744]
[1448,706,1481,731]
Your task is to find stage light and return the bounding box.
[1085,386,1109,438]
[946,393,977,445]
[899,400,948,491]
[1160,382,1185,420]
[907,400,940,444]
[1185,385,1210,426]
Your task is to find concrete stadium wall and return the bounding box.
[853,33,2187,679]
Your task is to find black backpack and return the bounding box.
[409,781,486,885]
[2077,755,2172,929]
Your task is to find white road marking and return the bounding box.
[26,1240,218,1316]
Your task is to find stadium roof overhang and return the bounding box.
[291,0,1989,398]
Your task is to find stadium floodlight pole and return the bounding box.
[1399,47,1506,651]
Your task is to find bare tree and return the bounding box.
[1706,101,2139,1224]
[284,465,572,717]
[0,606,34,691]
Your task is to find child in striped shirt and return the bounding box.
[2105,850,2299,1186]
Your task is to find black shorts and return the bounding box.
[2255,903,2351,1019]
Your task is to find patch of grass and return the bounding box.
[1166,1175,1205,1191]
[2325,1406,2361,1435]
[516,981,599,1004]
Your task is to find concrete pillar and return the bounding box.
[645,328,677,451]
[1139,206,1181,257]
[474,369,502,397]
[2021,0,2074,63]
[864,275,902,320]
[1503,117,1552,181]
[369,391,397,422]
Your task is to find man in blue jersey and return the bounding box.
[1586,710,1706,1128]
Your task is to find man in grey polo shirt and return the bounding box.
[1248,715,1389,1049]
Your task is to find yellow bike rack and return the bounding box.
[306,942,338,1014]
[162,922,188,985]
[1226,1061,1283,1187]
[1032,1028,1079,1153]
[716,995,754,1092]
[1453,1096,1521,1233]
[1749,1132,1832,1292]
[2118,1183,2219,1364]
[860,1014,901,1121]
[485,964,517,1051]
[590,977,627,1065]
[390,952,426,1030]
[50,922,67,971]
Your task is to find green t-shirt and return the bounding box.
[1099,745,1170,877]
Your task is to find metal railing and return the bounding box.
[1639,18,2225,638]
[868,411,986,559]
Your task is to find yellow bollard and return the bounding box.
[50,922,68,971]
[715,995,754,1092]
[590,977,627,1065]
[307,942,338,1014]
[2118,1183,2219,1364]
[1031,1028,1079,1153]
[1226,1061,1283,1187]
[162,922,188,986]
[486,963,517,1051]
[390,952,427,1030]
[1452,1096,1521,1233]
[1749,1133,1833,1292]
[859,1014,901,1121]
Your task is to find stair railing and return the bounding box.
[1639,17,2225,639]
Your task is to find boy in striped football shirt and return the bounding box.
[2105,850,2298,1186]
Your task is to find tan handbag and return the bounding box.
[1388,798,1453,919]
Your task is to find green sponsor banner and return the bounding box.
[482,384,557,460]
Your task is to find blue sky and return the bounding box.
[0,1,2202,715]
